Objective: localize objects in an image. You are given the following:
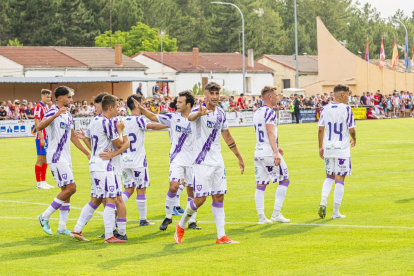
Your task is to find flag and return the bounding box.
[404,37,409,70]
[379,38,385,69]
[365,36,369,62]
[391,37,399,69]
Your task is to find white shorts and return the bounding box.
[193,164,227,198]
[90,171,118,198]
[49,162,75,188]
[324,157,352,176]
[114,172,123,196]
[254,156,289,184]
[169,162,193,187]
[122,167,150,189]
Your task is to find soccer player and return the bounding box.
[318,84,356,219]
[174,82,245,244]
[33,89,54,189]
[70,95,127,243]
[136,91,201,231]
[253,86,291,225]
[117,95,168,227]
[37,86,90,235]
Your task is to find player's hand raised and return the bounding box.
[116,120,125,131]
[75,128,86,140]
[273,152,281,166]
[55,106,68,117]
[99,149,115,160]
[319,147,324,159]
[132,97,144,110]
[198,106,212,116]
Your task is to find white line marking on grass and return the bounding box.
[0,216,412,230]
[0,200,103,216]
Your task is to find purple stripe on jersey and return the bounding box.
[108,119,114,139]
[102,118,108,135]
[104,176,108,191]
[140,117,146,128]
[52,129,69,163]
[163,113,173,119]
[264,108,268,121]
[106,203,116,209]
[167,191,177,198]
[270,113,277,122]
[106,159,112,172]
[336,181,344,185]
[51,200,62,209]
[136,116,142,128]
[256,185,266,191]
[349,111,355,127]
[194,128,218,164]
[116,217,127,222]
[279,180,290,187]
[189,200,198,211]
[143,156,147,167]
[44,111,57,118]
[136,194,146,200]
[144,168,148,181]
[170,131,190,162]
[212,201,223,208]
[60,205,70,211]
[56,167,62,181]
[192,108,200,112]
[88,201,98,209]
[265,109,274,123]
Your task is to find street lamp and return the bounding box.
[211,2,245,94]
[159,30,165,75]
[294,0,299,88]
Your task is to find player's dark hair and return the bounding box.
[41,89,51,95]
[126,94,143,110]
[94,92,109,104]
[333,84,349,93]
[261,86,277,98]
[54,86,74,99]
[101,95,118,111]
[178,90,195,108]
[205,82,221,92]
[169,97,178,110]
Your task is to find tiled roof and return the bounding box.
[369,59,408,74]
[0,46,146,69]
[138,52,273,72]
[263,55,319,73]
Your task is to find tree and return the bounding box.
[95,22,178,56]
[7,38,23,46]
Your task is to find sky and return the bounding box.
[354,0,414,18]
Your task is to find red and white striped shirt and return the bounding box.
[34,101,49,139]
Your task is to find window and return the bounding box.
[283,79,291,89]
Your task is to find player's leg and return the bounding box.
[137,187,153,226]
[174,183,185,214]
[114,173,127,239]
[212,166,238,244]
[319,158,336,218]
[254,157,272,224]
[121,168,135,203]
[38,163,76,235]
[57,194,71,235]
[35,139,49,189]
[39,142,53,188]
[186,186,201,230]
[71,197,101,242]
[160,180,179,230]
[331,158,351,219]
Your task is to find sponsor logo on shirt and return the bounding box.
[207,120,221,129]
[175,125,192,134]
[60,122,72,130]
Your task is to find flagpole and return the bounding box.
[367,36,370,92]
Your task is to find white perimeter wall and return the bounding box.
[0,56,24,77]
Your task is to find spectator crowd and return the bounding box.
[1,88,413,121]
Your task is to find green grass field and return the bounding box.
[1,119,414,275]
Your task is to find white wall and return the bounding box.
[0,56,24,77]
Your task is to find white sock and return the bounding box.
[122,191,131,204]
[320,176,335,206]
[188,197,197,223]
[178,200,197,228]
[117,218,127,235]
[273,181,290,217]
[165,191,176,219]
[175,184,184,206]
[73,201,98,233]
[212,202,225,239]
[333,181,344,215]
[136,194,147,220]
[255,185,266,217]
[104,203,116,239]
[58,203,70,231]
[42,197,64,220]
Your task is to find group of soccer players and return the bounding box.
[36,82,356,244]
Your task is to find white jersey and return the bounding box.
[318,103,356,158]
[158,112,193,166]
[86,115,119,172]
[122,115,148,168]
[111,117,126,173]
[253,105,278,157]
[191,104,228,167]
[44,107,73,164]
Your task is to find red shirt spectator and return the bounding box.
[374,94,380,105]
[237,94,246,109]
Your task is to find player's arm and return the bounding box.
[70,129,91,159]
[221,129,245,174]
[34,117,46,146]
[99,135,130,160]
[147,123,169,130]
[74,128,92,150]
[188,106,211,121]
[37,107,68,131]
[136,101,159,122]
[266,124,281,166]
[318,126,324,159]
[349,128,356,147]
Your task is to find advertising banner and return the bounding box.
[352,107,367,120]
[278,110,293,125]
[300,109,316,123]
